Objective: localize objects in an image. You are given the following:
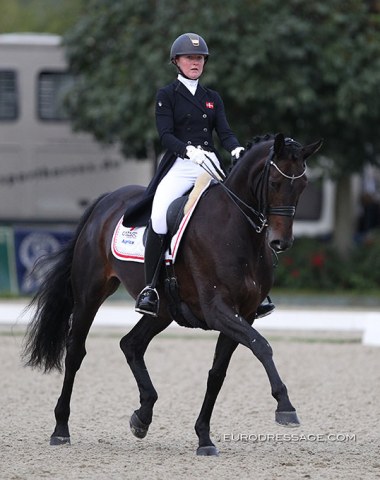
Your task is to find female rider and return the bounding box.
[123,33,274,318]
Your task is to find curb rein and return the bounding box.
[203,146,306,233]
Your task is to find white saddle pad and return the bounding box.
[111,178,211,263]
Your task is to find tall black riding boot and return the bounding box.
[135,225,167,317]
[256,296,275,319]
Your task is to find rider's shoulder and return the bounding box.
[157,81,178,96]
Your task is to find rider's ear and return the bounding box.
[273,133,285,156]
[303,139,323,160]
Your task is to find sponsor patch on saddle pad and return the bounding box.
[111,178,212,263]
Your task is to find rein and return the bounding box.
[201,157,267,232]
[203,145,306,233]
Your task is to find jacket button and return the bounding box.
[204,141,209,145]
[202,114,207,118]
[203,128,208,132]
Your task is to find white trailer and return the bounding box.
[0,33,152,223]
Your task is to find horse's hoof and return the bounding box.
[129,412,149,439]
[196,445,220,456]
[50,435,71,445]
[275,411,300,427]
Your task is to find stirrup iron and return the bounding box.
[135,286,160,317]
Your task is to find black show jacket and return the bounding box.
[156,79,240,158]
[122,79,240,227]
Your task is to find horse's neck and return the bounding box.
[225,155,264,204]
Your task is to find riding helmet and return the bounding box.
[170,33,209,62]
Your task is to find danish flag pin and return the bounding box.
[206,102,214,109]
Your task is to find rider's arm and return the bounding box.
[155,88,188,158]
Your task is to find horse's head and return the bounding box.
[228,133,322,253]
[264,133,322,252]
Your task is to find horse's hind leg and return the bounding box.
[119,315,172,439]
[50,304,99,444]
[51,278,119,445]
[195,333,238,456]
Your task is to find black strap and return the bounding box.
[203,155,268,232]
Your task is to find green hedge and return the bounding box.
[274,230,380,291]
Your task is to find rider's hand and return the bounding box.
[186,146,206,165]
[231,146,245,161]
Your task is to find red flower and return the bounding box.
[291,269,300,278]
[311,252,325,268]
[284,256,294,266]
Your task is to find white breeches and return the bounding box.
[151,153,221,234]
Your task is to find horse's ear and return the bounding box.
[273,133,285,156]
[303,139,323,160]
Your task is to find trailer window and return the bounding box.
[0,70,18,120]
[37,71,73,121]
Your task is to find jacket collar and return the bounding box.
[174,80,208,113]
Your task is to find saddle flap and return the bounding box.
[166,196,189,237]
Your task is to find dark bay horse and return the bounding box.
[22,133,322,456]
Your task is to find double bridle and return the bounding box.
[203,140,307,233]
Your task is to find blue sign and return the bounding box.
[14,228,73,295]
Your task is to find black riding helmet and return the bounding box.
[170,33,209,63]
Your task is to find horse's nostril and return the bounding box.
[270,239,292,252]
[270,240,282,252]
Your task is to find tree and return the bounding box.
[62,0,380,253]
[0,0,84,34]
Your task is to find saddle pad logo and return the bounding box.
[111,224,145,262]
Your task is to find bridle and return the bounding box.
[270,160,307,183]
[202,139,307,233]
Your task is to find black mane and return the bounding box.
[245,133,276,151]
[229,133,276,170]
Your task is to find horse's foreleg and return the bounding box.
[120,315,171,439]
[213,312,299,427]
[195,333,238,456]
[249,327,299,425]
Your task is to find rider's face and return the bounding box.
[176,55,205,79]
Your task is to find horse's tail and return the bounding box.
[22,193,109,373]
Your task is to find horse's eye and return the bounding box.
[270,181,279,190]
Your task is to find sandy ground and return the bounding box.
[1,324,380,480]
